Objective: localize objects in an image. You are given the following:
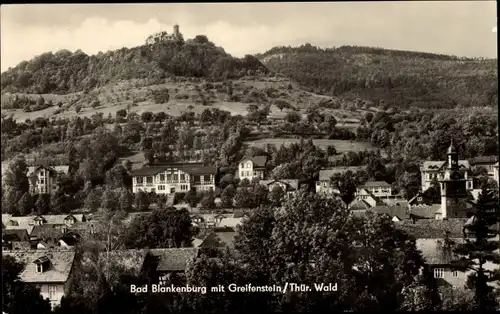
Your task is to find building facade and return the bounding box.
[238,156,268,182]
[494,162,499,184]
[27,165,69,195]
[421,159,472,192]
[131,163,217,194]
[3,250,76,309]
[356,181,392,198]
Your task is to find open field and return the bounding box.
[244,138,376,153]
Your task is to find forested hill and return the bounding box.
[0,35,268,95]
[257,44,498,109]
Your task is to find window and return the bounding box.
[36,264,43,273]
[40,186,45,193]
[452,271,459,278]
[40,171,45,177]
[247,162,252,168]
[180,174,185,181]
[417,197,422,201]
[194,175,201,182]
[173,174,178,181]
[204,175,211,182]
[433,268,444,278]
[158,185,165,191]
[146,177,153,184]
[159,174,165,182]
[136,177,143,184]
[167,174,172,181]
[241,163,245,169]
[40,178,45,185]
[49,285,57,300]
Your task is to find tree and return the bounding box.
[269,185,286,206]
[101,187,119,211]
[133,190,150,211]
[330,170,359,204]
[2,255,51,314]
[124,208,194,248]
[285,111,302,124]
[84,187,103,212]
[4,156,29,193]
[118,188,133,212]
[200,190,216,210]
[184,189,200,208]
[220,184,236,208]
[451,187,500,311]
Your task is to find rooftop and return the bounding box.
[361,181,392,188]
[148,248,199,272]
[422,160,470,171]
[394,219,469,239]
[130,163,217,177]
[409,204,441,219]
[3,250,75,283]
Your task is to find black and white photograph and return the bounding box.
[1,2,499,313]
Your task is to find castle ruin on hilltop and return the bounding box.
[145,24,183,45]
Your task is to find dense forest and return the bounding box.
[257,44,498,109]
[0,35,268,95]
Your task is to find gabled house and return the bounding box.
[356,181,392,198]
[468,155,498,176]
[3,250,76,309]
[144,248,200,285]
[27,165,69,195]
[351,188,385,208]
[238,156,268,182]
[259,179,300,198]
[199,227,237,250]
[2,229,30,250]
[130,163,217,194]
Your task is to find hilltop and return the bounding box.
[256,44,498,109]
[0,34,268,95]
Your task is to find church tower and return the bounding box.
[437,139,472,219]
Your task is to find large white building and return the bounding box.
[130,163,217,194]
[420,159,472,192]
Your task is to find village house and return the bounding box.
[356,181,392,198]
[259,179,300,198]
[468,155,498,177]
[143,248,200,285]
[3,250,76,309]
[238,156,268,182]
[130,163,217,194]
[27,165,70,195]
[2,229,31,250]
[199,227,237,250]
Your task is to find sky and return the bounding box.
[1,2,497,72]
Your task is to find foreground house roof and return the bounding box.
[148,248,200,272]
[409,204,441,219]
[3,250,75,283]
[394,219,469,238]
[2,229,30,242]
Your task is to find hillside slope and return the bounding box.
[257,44,498,109]
[0,35,268,95]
